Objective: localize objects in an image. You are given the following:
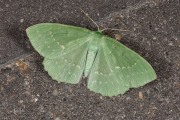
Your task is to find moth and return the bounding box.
[26,23,156,96]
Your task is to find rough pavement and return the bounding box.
[0,0,180,120]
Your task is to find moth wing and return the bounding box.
[43,41,89,84]
[26,23,92,83]
[88,36,156,96]
[26,23,92,58]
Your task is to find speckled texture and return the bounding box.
[0,0,180,120]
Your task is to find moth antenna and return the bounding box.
[80,8,100,31]
[100,28,130,32]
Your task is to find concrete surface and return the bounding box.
[0,0,180,120]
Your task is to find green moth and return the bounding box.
[26,23,156,96]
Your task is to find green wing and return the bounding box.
[26,23,91,83]
[88,36,156,96]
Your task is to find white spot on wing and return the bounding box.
[76,65,80,69]
[122,66,125,69]
[60,45,65,50]
[115,66,120,69]
[95,71,98,74]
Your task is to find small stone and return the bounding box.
[114,34,122,41]
[52,89,59,96]
[34,98,38,102]
[168,42,174,46]
[20,18,24,23]
[5,4,9,7]
[54,117,60,120]
[138,91,144,100]
[31,95,38,102]
[18,100,23,104]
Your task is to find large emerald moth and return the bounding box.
[26,23,156,96]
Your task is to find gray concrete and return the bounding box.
[0,0,180,119]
